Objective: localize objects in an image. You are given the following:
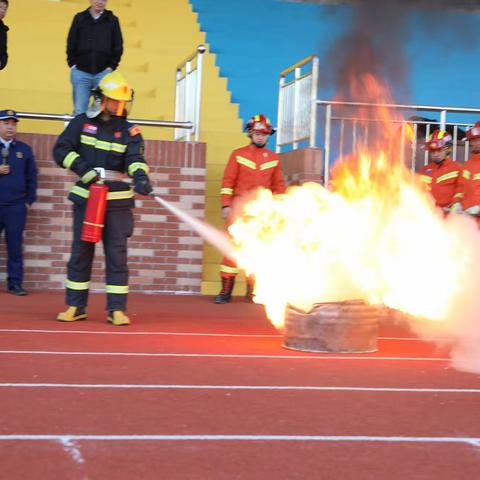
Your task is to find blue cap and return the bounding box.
[0,109,18,121]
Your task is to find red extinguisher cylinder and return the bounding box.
[81,182,108,243]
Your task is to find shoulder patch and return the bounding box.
[82,123,98,134]
[129,126,141,137]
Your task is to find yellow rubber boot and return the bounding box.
[57,306,87,322]
[107,311,131,326]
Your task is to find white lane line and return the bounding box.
[0,329,427,342]
[0,383,479,393]
[0,350,449,361]
[0,435,479,446]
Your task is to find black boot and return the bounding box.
[214,276,235,304]
[245,277,255,303]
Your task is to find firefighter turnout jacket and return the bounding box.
[53,114,149,313]
[459,153,480,210]
[53,114,148,208]
[219,143,286,277]
[220,144,286,207]
[418,158,463,208]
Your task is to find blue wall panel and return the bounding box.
[190,0,480,127]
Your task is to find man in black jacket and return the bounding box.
[67,0,123,115]
[0,0,9,70]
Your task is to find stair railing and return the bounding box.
[175,44,206,142]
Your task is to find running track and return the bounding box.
[1,292,480,479]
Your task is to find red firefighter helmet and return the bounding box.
[466,121,480,141]
[426,129,453,151]
[245,114,276,135]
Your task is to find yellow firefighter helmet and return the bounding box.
[98,71,133,101]
[86,71,134,118]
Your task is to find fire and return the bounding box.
[229,76,478,330]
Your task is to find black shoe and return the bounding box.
[8,284,27,296]
[214,292,232,304]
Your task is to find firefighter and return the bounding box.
[418,129,463,213]
[459,121,480,221]
[215,114,287,304]
[53,71,153,325]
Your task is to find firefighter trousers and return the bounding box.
[66,204,134,311]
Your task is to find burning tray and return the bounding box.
[283,300,382,353]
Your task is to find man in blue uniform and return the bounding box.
[53,71,152,326]
[0,109,38,295]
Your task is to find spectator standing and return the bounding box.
[0,0,9,70]
[53,71,153,326]
[67,0,123,115]
[215,114,286,304]
[0,110,38,296]
[418,129,463,213]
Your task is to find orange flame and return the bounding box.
[229,76,479,331]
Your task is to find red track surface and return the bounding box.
[1,291,480,479]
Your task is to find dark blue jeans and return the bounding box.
[0,203,27,287]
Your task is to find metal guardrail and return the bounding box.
[17,111,193,130]
[174,44,206,142]
[319,101,479,185]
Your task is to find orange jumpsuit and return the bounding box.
[460,153,480,210]
[418,158,463,209]
[220,143,286,277]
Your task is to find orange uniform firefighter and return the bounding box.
[215,114,286,304]
[53,71,153,326]
[418,129,463,213]
[459,121,480,221]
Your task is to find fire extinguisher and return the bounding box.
[81,181,108,243]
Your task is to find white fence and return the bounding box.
[174,45,206,142]
[276,54,319,152]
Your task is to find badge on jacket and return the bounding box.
[82,124,98,134]
[16,152,23,159]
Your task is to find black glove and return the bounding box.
[134,175,153,195]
